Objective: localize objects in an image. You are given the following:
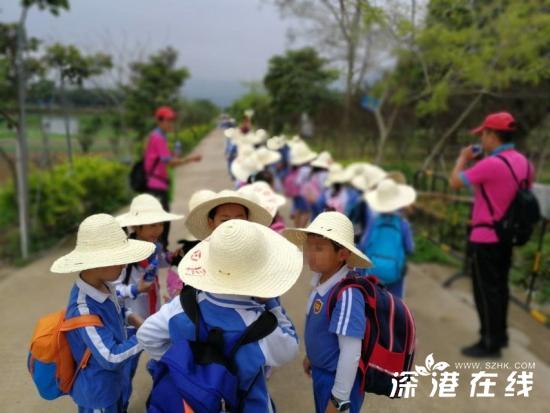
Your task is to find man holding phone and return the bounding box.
[449,111,535,358]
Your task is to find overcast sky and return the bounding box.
[0,0,296,107]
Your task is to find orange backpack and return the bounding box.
[27,310,102,400]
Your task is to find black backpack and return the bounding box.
[477,155,541,246]
[129,157,166,193]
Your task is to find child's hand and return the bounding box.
[127,314,144,329]
[324,402,339,413]
[302,356,312,378]
[138,277,154,293]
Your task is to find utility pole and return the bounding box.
[15,5,30,259]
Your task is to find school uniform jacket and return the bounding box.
[137,292,299,412]
[65,277,142,409]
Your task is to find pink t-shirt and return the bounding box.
[144,129,171,191]
[462,148,534,243]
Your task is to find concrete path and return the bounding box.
[0,129,548,412]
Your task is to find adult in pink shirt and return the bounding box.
[144,106,202,248]
[450,112,534,358]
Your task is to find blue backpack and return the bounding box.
[147,286,277,413]
[362,214,405,285]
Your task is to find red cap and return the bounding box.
[155,106,176,121]
[470,111,516,135]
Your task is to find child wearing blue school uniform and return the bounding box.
[50,214,156,413]
[138,219,303,412]
[361,178,417,298]
[283,212,373,413]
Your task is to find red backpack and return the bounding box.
[327,272,416,397]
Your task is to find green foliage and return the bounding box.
[0,157,131,259]
[179,99,219,127]
[76,115,102,153]
[409,234,460,267]
[173,124,212,154]
[227,85,271,129]
[263,47,338,132]
[124,47,190,138]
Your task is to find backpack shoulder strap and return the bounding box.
[326,272,377,317]
[495,154,520,186]
[228,310,278,360]
[60,314,103,331]
[179,285,201,341]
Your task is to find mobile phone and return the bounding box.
[472,144,483,158]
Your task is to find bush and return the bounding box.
[0,156,132,260]
[173,124,212,154]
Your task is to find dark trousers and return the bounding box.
[469,242,512,350]
[146,188,170,250]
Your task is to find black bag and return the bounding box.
[129,157,165,193]
[478,155,541,246]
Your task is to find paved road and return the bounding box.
[0,129,548,412]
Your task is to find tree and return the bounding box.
[273,0,385,128]
[263,47,338,132]
[10,0,69,259]
[44,43,112,167]
[77,115,102,154]
[124,47,190,138]
[227,83,272,129]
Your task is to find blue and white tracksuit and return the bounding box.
[65,277,142,413]
[305,267,366,413]
[137,292,299,412]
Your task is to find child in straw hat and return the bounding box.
[239,181,287,234]
[184,189,272,240]
[50,214,156,413]
[138,219,302,411]
[306,151,333,220]
[360,178,416,298]
[283,211,372,413]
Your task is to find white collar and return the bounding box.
[76,276,112,303]
[201,291,263,310]
[312,266,350,297]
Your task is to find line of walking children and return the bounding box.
[29,117,419,413]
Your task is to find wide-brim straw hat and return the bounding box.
[51,214,156,274]
[351,165,387,192]
[230,151,264,182]
[255,146,282,167]
[365,178,417,213]
[188,189,217,212]
[243,129,268,146]
[290,141,317,165]
[283,211,372,268]
[185,189,272,240]
[267,135,287,150]
[116,194,183,227]
[311,151,334,169]
[178,220,303,297]
[238,181,286,218]
[324,163,353,187]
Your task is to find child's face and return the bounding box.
[135,223,164,243]
[100,265,126,282]
[207,203,248,230]
[304,234,350,274]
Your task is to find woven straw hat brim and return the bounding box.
[116,211,184,227]
[178,223,303,297]
[230,159,262,182]
[311,159,331,169]
[290,152,317,166]
[365,185,416,213]
[283,227,372,268]
[50,239,155,274]
[267,138,287,150]
[258,151,281,167]
[185,195,273,240]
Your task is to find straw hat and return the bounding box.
[238,181,286,218]
[290,141,317,166]
[51,214,156,274]
[266,135,287,150]
[185,189,272,240]
[188,189,217,212]
[365,178,417,213]
[230,148,264,182]
[116,194,183,228]
[255,146,281,167]
[178,220,302,297]
[324,163,353,187]
[311,151,334,169]
[351,165,387,192]
[243,129,268,146]
[283,211,372,268]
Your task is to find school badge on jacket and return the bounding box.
[313,298,323,314]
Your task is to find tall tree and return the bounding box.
[124,47,189,139]
[44,43,112,167]
[263,47,338,132]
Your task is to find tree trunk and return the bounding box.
[421,92,483,171]
[39,117,52,169]
[15,6,30,259]
[60,76,74,170]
